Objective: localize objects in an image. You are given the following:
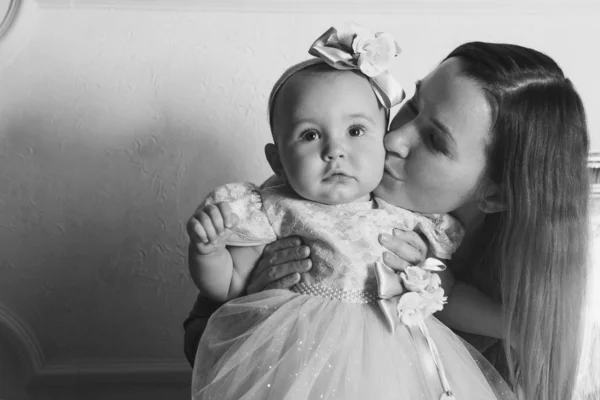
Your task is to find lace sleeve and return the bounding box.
[201,182,277,246]
[415,213,465,260]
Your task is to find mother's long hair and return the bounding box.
[446,43,590,400]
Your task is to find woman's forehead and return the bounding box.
[420,58,493,147]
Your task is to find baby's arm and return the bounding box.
[187,202,264,302]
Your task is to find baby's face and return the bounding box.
[270,70,386,205]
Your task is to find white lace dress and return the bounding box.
[191,182,514,400]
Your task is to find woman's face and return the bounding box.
[373,58,494,218]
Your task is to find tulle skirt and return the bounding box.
[192,290,515,400]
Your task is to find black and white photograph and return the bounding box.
[0,1,598,399]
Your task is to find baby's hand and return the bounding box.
[187,202,239,255]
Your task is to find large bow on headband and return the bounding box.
[308,24,406,109]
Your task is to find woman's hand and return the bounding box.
[246,229,426,295]
[378,228,428,271]
[246,236,312,295]
[380,228,459,307]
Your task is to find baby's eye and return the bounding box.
[348,125,366,137]
[300,130,321,141]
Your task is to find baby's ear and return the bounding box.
[264,143,285,178]
[476,181,506,214]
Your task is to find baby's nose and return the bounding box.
[323,141,346,160]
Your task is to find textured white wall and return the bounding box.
[0,0,599,396]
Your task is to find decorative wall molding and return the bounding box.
[0,302,44,377]
[32,0,600,15]
[0,0,39,68]
[0,0,22,40]
[29,360,190,387]
[0,302,189,388]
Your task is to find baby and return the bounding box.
[188,24,512,400]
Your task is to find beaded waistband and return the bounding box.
[292,282,378,304]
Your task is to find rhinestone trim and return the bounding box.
[292,282,378,304]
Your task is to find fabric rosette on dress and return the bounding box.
[376,258,457,400]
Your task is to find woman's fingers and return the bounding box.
[247,257,312,294]
[247,237,312,294]
[393,229,428,258]
[382,251,410,272]
[256,237,308,275]
[379,229,428,272]
[262,236,303,257]
[264,245,311,271]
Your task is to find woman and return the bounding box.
[184,41,590,400]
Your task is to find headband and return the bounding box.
[268,23,406,127]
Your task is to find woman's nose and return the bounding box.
[384,126,415,159]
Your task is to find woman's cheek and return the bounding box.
[409,158,447,193]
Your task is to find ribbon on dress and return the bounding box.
[308,24,406,109]
[375,258,457,400]
[375,258,446,333]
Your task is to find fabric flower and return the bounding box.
[390,257,454,398]
[420,257,446,271]
[308,23,405,108]
[397,292,428,327]
[333,22,400,77]
[352,32,399,77]
[396,289,447,327]
[395,257,447,326]
[400,266,431,292]
[421,287,447,314]
[424,273,442,293]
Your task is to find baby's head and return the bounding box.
[266,59,387,205]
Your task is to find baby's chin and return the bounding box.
[296,189,372,206]
[308,194,372,205]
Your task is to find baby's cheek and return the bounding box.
[370,149,386,175]
[369,153,387,190]
[376,142,387,166]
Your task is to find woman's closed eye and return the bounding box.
[402,97,450,156]
[423,128,449,155]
